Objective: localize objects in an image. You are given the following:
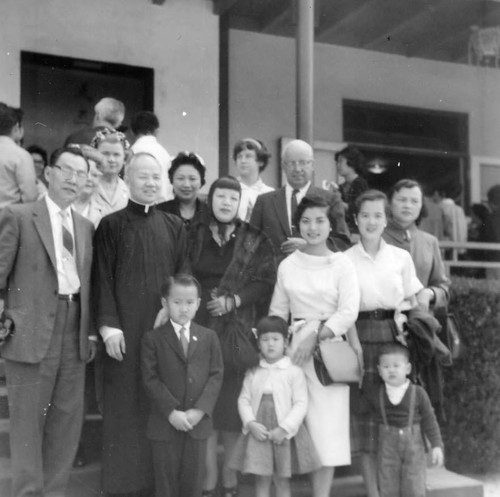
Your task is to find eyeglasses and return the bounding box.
[284,159,313,167]
[51,164,88,180]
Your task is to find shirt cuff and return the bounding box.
[100,326,124,342]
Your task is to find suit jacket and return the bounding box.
[0,199,94,363]
[250,184,351,261]
[141,321,223,441]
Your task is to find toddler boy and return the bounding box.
[373,343,444,497]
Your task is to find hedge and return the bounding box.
[441,276,500,474]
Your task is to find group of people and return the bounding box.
[0,95,454,497]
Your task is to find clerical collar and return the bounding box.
[127,199,156,216]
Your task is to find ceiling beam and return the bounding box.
[212,0,240,16]
[260,2,291,34]
[364,0,456,52]
[316,0,381,42]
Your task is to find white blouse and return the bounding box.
[345,240,423,312]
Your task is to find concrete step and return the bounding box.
[427,467,484,497]
[0,461,485,497]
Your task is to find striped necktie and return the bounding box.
[60,210,74,255]
[291,189,299,236]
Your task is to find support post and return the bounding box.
[296,0,314,144]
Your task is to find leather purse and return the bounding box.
[314,335,362,385]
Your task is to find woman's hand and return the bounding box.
[416,288,434,312]
[207,296,234,317]
[291,320,320,367]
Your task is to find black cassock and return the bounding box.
[92,200,188,494]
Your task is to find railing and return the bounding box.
[439,240,500,273]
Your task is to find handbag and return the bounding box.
[313,334,362,386]
[444,313,464,361]
[217,312,259,375]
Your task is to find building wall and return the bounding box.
[228,29,500,190]
[0,0,220,187]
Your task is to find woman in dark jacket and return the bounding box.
[189,176,276,497]
[157,151,208,230]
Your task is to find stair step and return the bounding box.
[0,461,487,497]
[426,467,484,497]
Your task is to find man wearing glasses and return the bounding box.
[0,146,95,497]
[251,139,350,262]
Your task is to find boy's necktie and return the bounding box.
[179,326,189,357]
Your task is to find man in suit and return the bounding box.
[250,139,350,262]
[141,274,223,497]
[0,146,95,497]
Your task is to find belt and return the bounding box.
[58,293,80,302]
[357,309,394,321]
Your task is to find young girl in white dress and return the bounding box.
[229,316,320,497]
[269,193,361,497]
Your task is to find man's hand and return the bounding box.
[105,334,126,361]
[280,237,307,255]
[248,421,269,442]
[168,410,193,431]
[432,447,444,467]
[268,427,287,445]
[154,307,169,328]
[185,408,204,427]
[87,340,97,363]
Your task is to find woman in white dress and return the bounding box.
[269,193,361,497]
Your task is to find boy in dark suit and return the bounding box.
[141,274,224,497]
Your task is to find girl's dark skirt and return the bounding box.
[229,394,321,477]
[351,318,396,454]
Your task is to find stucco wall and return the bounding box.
[228,29,500,189]
[0,0,220,187]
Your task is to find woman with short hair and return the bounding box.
[157,151,208,231]
[91,128,131,216]
[233,138,274,222]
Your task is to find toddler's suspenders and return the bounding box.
[379,383,416,427]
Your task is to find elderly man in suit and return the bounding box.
[0,146,95,497]
[250,139,350,262]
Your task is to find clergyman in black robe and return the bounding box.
[92,153,188,496]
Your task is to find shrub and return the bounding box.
[442,276,500,474]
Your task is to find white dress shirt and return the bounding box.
[345,240,423,312]
[170,319,191,343]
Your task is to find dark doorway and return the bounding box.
[343,100,469,204]
[21,51,154,155]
